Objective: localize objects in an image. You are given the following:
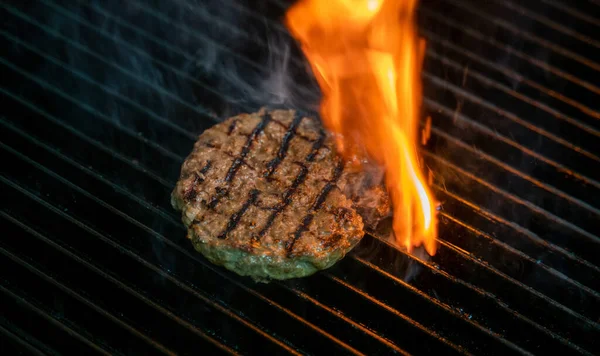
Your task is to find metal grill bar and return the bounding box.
[0,284,111,355]
[539,0,600,27]
[423,54,600,158]
[3,0,596,322]
[0,321,52,355]
[428,126,600,224]
[425,150,600,257]
[0,73,468,352]
[0,87,474,354]
[2,0,599,354]
[421,75,600,187]
[0,69,592,354]
[201,0,600,124]
[434,0,600,71]
[489,0,600,48]
[0,243,176,355]
[433,187,598,273]
[418,8,600,100]
[96,0,600,191]
[351,255,589,354]
[0,214,237,356]
[264,0,600,98]
[0,98,576,354]
[422,31,600,126]
[1,25,592,306]
[2,0,592,302]
[16,0,592,221]
[0,131,373,355]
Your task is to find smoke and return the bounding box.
[186,0,321,117]
[7,0,320,134]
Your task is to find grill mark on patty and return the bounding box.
[253,128,328,242]
[218,189,260,239]
[306,130,327,161]
[264,112,304,177]
[254,163,309,241]
[207,113,271,209]
[286,160,345,255]
[207,187,229,210]
[199,143,256,171]
[227,119,238,135]
[270,117,318,143]
[184,160,212,202]
[226,113,271,182]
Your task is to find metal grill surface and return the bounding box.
[1,0,599,355]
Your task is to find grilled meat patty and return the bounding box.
[172,108,390,282]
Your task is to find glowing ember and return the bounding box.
[285,0,437,255]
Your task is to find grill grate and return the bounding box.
[1,0,599,354]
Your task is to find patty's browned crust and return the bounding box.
[172,108,389,282]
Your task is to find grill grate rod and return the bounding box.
[434,187,599,274]
[74,0,600,188]
[540,0,600,26]
[424,98,600,192]
[277,285,411,355]
[488,0,600,48]
[35,0,317,115]
[2,0,596,354]
[420,29,600,121]
[0,155,361,355]
[2,13,596,300]
[428,126,600,221]
[0,189,245,354]
[431,227,600,325]
[217,0,600,122]
[259,0,600,97]
[425,150,600,245]
[351,255,592,355]
[1,4,220,126]
[419,8,600,97]
[442,0,600,71]
[327,274,536,355]
[2,18,596,318]
[10,0,599,191]
[0,113,467,355]
[364,224,600,341]
[0,62,174,190]
[0,89,592,354]
[0,243,176,355]
[6,110,591,353]
[0,284,111,355]
[0,179,309,355]
[438,211,600,299]
[423,56,600,159]
[151,0,600,132]
[422,75,600,186]
[0,323,48,356]
[7,0,599,209]
[0,125,434,354]
[5,40,598,293]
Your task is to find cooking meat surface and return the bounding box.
[172,108,390,282]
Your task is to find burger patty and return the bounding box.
[171,108,390,282]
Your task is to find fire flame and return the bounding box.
[285,0,437,255]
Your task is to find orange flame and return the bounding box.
[286,0,437,255]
